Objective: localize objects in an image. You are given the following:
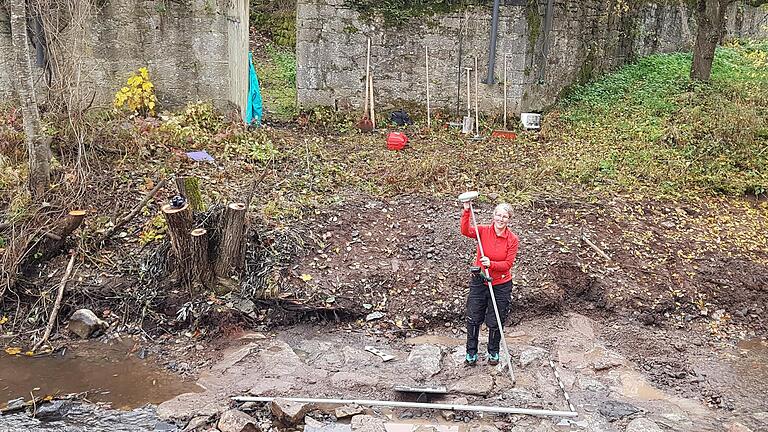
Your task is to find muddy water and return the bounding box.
[0,341,201,410]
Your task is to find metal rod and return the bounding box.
[231,396,577,418]
[474,55,479,136]
[468,202,515,384]
[426,45,431,129]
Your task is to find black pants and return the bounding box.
[465,276,512,356]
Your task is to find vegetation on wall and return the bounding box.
[344,0,483,27]
[250,0,296,48]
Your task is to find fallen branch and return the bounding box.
[581,234,611,261]
[32,252,77,352]
[101,178,167,241]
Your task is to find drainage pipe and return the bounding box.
[231,396,578,418]
[485,0,501,84]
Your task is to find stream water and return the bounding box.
[0,340,200,431]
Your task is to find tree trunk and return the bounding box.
[175,176,205,212]
[190,228,214,294]
[213,202,247,293]
[691,0,729,81]
[161,203,194,291]
[9,0,51,197]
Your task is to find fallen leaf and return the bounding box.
[300,274,313,282]
[4,347,21,355]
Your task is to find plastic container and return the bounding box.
[386,132,409,151]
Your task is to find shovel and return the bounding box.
[357,38,373,132]
[461,67,473,134]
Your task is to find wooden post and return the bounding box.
[214,202,247,292]
[161,203,194,290]
[190,228,213,293]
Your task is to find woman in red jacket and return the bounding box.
[460,201,519,366]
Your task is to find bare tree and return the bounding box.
[691,0,768,81]
[9,0,51,198]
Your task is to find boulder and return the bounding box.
[625,418,663,432]
[218,409,260,432]
[270,398,311,426]
[407,345,443,377]
[597,400,640,421]
[67,309,108,339]
[34,400,72,421]
[450,374,493,396]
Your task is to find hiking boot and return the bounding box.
[488,352,500,366]
[465,353,478,366]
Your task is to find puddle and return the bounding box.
[617,371,666,400]
[0,341,202,410]
[406,331,528,348]
[405,335,464,346]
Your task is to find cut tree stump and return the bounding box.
[190,228,214,293]
[162,203,194,290]
[214,202,247,292]
[175,176,205,212]
[34,210,86,260]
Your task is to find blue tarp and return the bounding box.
[245,52,263,126]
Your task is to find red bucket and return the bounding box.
[386,132,408,151]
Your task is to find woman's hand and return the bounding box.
[480,256,490,267]
[463,201,471,210]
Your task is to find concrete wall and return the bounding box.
[296,0,768,115]
[0,0,234,110]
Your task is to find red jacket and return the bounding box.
[461,209,519,285]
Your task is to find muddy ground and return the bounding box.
[2,191,766,431]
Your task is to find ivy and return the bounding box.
[344,0,485,27]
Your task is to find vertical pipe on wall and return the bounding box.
[485,0,501,84]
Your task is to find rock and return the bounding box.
[351,414,386,432]
[407,345,442,377]
[751,412,768,422]
[450,374,493,396]
[625,418,662,432]
[597,400,640,421]
[330,372,379,390]
[305,421,352,432]
[6,397,24,411]
[724,423,753,432]
[503,389,542,408]
[335,404,364,419]
[271,398,311,426]
[469,425,500,432]
[440,411,455,421]
[592,355,623,371]
[218,409,260,432]
[519,346,547,367]
[68,309,108,339]
[577,377,608,392]
[33,400,72,421]
[183,416,211,432]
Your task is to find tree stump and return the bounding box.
[175,176,205,212]
[34,210,86,260]
[214,202,247,292]
[161,203,194,290]
[190,228,214,293]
